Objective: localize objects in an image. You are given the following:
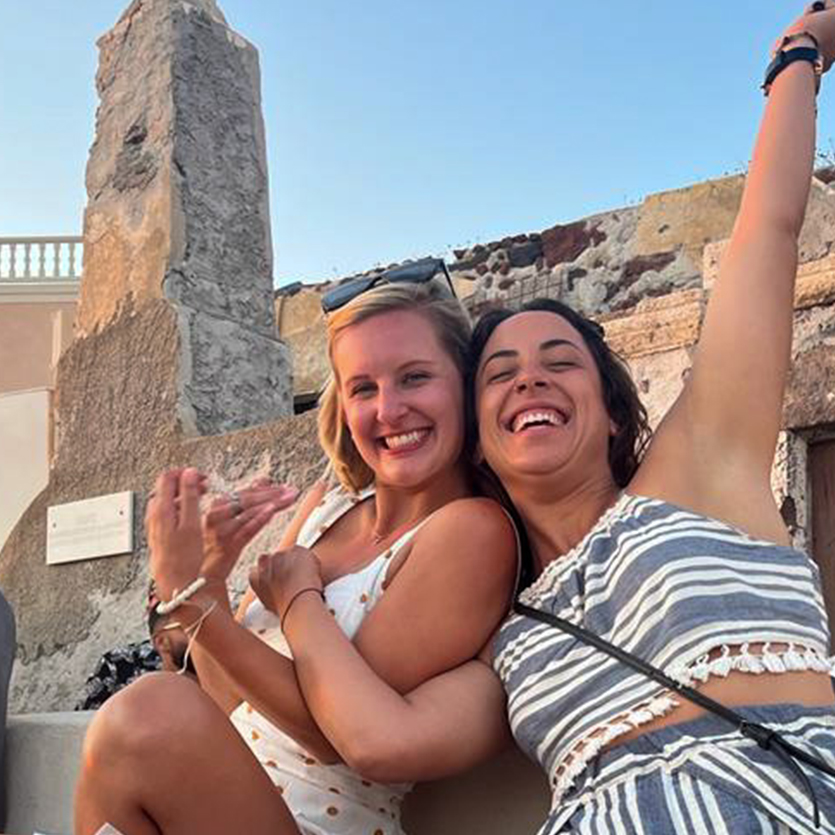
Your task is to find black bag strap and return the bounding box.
[515,600,835,829]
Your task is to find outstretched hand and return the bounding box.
[201,479,299,582]
[250,546,324,618]
[146,468,208,600]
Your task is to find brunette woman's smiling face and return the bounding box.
[332,309,466,491]
[475,311,615,492]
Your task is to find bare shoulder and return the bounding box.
[415,496,518,569]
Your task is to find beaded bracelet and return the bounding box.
[155,577,209,615]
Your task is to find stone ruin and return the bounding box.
[0,0,308,712]
[3,0,835,712]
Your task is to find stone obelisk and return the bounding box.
[0,0,294,711]
[77,0,291,435]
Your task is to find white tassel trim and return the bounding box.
[550,694,679,806]
[667,643,833,687]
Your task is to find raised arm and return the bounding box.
[641,5,835,529]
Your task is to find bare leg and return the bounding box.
[75,672,300,835]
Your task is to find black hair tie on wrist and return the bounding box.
[763,46,823,96]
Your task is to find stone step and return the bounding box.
[4,712,91,835]
[4,711,548,835]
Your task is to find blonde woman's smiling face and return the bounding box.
[475,311,615,489]
[332,309,466,490]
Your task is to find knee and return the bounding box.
[81,672,217,774]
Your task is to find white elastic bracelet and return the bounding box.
[156,577,208,615]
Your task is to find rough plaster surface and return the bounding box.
[180,308,291,435]
[3,407,324,713]
[284,325,329,400]
[625,348,694,431]
[702,177,835,292]
[279,174,835,399]
[602,289,705,359]
[632,176,744,270]
[275,289,329,397]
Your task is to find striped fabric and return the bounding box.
[493,493,834,821]
[545,704,835,834]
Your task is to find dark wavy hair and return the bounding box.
[468,298,652,490]
[467,299,652,589]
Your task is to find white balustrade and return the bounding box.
[0,237,83,282]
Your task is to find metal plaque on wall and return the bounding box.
[46,492,134,565]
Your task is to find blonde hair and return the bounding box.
[318,281,471,493]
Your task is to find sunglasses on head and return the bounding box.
[320,257,456,313]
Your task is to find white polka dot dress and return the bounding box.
[231,486,428,835]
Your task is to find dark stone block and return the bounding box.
[275,282,304,297]
[508,240,543,268]
[451,247,490,272]
[780,495,798,529]
[816,166,835,185]
[566,267,588,292]
[604,251,678,305]
[621,251,677,281]
[541,221,606,268]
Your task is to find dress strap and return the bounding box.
[296,485,374,549]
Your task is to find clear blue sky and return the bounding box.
[1,1,832,285]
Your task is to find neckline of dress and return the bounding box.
[520,491,633,601]
[311,485,433,586]
[519,490,802,602]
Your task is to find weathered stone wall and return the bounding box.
[4,407,323,712]
[8,167,835,712]
[278,173,835,403]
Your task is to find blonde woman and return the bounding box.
[75,270,517,835]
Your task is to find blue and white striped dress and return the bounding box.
[494,492,835,833]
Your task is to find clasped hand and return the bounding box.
[249,546,325,619]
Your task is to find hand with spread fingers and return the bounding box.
[146,468,209,600]
[200,478,299,582]
[249,545,324,622]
